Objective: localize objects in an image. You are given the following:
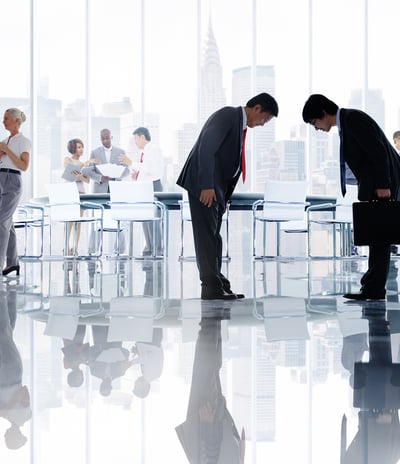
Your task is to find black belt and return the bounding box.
[0,168,21,175]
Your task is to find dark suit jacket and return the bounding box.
[340,109,400,200]
[175,318,242,463]
[177,106,245,207]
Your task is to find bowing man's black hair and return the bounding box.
[302,94,339,123]
[246,93,279,117]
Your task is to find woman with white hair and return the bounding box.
[0,108,30,277]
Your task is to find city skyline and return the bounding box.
[3,0,399,196]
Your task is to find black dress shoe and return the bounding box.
[224,289,245,299]
[343,291,386,301]
[201,290,238,300]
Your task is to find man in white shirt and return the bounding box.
[121,127,164,256]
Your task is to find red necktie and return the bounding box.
[134,152,144,180]
[241,128,247,182]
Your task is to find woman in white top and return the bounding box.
[0,108,31,277]
[64,138,89,255]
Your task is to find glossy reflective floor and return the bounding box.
[2,233,400,463]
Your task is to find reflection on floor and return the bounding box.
[1,256,400,463]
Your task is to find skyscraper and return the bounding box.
[349,89,385,130]
[176,17,226,179]
[199,18,226,124]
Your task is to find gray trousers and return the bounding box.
[142,179,163,255]
[88,226,126,255]
[0,172,22,269]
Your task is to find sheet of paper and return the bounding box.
[97,163,126,178]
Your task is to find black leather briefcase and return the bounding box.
[352,200,400,245]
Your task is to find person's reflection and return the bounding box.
[0,289,32,449]
[341,331,368,388]
[87,260,97,293]
[131,327,164,399]
[86,260,105,296]
[62,325,89,388]
[142,260,163,297]
[88,325,132,397]
[175,302,245,463]
[341,302,400,463]
[63,260,81,295]
[386,260,399,303]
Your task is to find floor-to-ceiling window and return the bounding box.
[2,0,400,201]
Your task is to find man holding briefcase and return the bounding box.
[302,94,400,300]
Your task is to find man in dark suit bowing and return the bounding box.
[177,93,279,300]
[302,94,400,300]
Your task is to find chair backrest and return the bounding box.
[263,179,308,221]
[44,296,80,339]
[335,184,358,222]
[46,182,82,221]
[109,181,155,220]
[180,189,191,220]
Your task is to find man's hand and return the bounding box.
[199,189,216,207]
[119,154,132,166]
[375,188,391,199]
[101,176,110,183]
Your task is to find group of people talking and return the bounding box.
[63,126,164,256]
[1,92,400,304]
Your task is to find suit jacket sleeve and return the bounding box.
[81,148,103,184]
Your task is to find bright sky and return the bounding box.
[3,0,400,149]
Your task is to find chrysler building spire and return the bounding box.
[200,16,226,123]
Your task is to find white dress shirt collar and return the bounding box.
[242,107,247,130]
[336,108,342,134]
[104,146,112,163]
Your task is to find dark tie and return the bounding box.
[134,152,144,180]
[339,132,346,196]
[241,128,247,182]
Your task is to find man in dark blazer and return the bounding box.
[302,94,400,300]
[175,306,245,463]
[177,93,279,300]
